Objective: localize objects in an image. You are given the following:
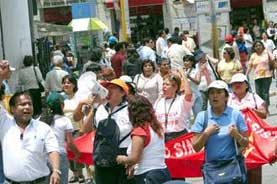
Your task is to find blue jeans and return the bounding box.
[134,168,171,184]
[60,153,69,184]
[0,145,4,184]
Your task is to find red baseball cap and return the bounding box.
[225,35,234,42]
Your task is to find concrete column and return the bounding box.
[0,0,32,92]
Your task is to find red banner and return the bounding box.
[67,109,277,178]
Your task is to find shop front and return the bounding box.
[230,0,263,29]
[105,0,165,43]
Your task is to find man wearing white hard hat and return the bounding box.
[191,80,248,183]
[228,73,267,184]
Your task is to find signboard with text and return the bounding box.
[195,0,231,14]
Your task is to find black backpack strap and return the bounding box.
[109,104,128,116]
[119,131,132,144]
[203,110,208,131]
[207,59,221,80]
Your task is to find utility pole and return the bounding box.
[210,0,219,59]
[119,0,127,41]
[0,2,5,59]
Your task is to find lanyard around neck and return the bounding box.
[164,95,176,129]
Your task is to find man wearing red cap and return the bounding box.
[220,34,240,61]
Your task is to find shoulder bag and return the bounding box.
[33,66,44,92]
[201,110,247,184]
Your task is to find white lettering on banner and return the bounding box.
[165,147,171,158]
[250,122,277,140]
[165,139,195,158]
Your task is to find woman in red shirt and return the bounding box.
[116,95,171,184]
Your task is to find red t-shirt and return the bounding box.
[111,51,126,78]
[131,125,151,147]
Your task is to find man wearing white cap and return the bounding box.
[191,80,248,183]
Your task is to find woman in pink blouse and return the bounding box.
[246,40,273,114]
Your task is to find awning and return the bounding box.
[105,0,164,9]
[34,20,72,37]
[68,18,108,32]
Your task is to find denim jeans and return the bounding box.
[0,145,4,184]
[255,77,272,110]
[60,153,69,184]
[134,168,171,184]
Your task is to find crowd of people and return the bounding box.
[0,20,277,184]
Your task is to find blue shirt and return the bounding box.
[191,106,247,162]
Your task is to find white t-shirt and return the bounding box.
[94,102,132,148]
[51,115,73,153]
[45,67,69,92]
[127,126,166,175]
[154,95,192,133]
[137,46,156,63]
[134,73,163,105]
[262,39,276,53]
[63,95,81,131]
[228,92,265,110]
[167,44,192,70]
[156,37,167,57]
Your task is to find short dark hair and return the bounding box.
[164,28,169,34]
[183,55,197,68]
[141,59,156,74]
[9,91,32,108]
[158,30,165,37]
[174,27,180,32]
[253,40,265,52]
[62,75,78,92]
[167,37,178,44]
[89,48,102,62]
[85,62,102,73]
[142,38,151,46]
[23,55,34,67]
[0,84,5,100]
[115,42,125,52]
[183,30,189,35]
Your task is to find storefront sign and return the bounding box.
[196,0,231,14]
[71,2,96,19]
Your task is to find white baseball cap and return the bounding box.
[207,80,228,92]
[120,75,133,83]
[230,73,248,84]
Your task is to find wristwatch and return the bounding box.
[53,169,61,175]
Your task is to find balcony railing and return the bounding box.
[42,0,89,8]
